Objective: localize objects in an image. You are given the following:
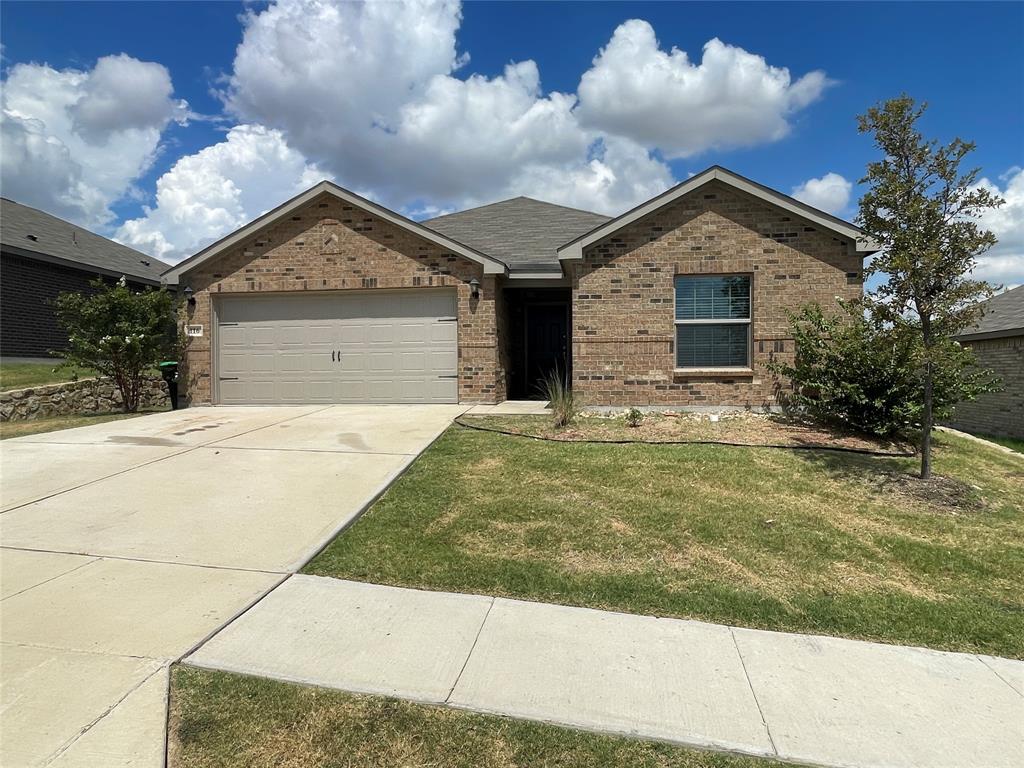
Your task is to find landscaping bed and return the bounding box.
[170,667,785,768]
[459,412,912,454]
[306,424,1024,658]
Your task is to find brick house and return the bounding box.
[945,285,1024,440]
[1,198,170,358]
[163,166,878,407]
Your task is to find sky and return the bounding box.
[2,0,1022,286]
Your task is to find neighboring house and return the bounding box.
[1,199,171,358]
[946,285,1024,440]
[162,166,878,407]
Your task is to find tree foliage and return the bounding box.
[54,277,180,413]
[772,302,998,439]
[855,96,1003,476]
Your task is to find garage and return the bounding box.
[215,289,458,404]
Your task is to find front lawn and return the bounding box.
[975,433,1024,454]
[170,667,786,768]
[306,418,1024,658]
[0,411,152,440]
[0,362,95,392]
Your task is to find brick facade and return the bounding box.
[0,252,158,358]
[945,335,1024,439]
[569,181,864,407]
[180,192,505,405]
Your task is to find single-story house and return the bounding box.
[1,198,171,359]
[946,285,1024,440]
[162,166,879,407]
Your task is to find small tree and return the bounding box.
[54,277,180,413]
[773,301,997,439]
[857,96,1003,477]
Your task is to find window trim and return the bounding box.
[674,273,753,370]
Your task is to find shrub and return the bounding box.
[624,407,644,428]
[54,277,181,413]
[541,368,578,428]
[770,301,997,439]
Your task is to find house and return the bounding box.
[946,285,1024,440]
[161,166,878,407]
[1,199,171,359]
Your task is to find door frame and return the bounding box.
[210,287,458,405]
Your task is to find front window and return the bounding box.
[674,275,751,368]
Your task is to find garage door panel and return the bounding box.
[216,290,458,404]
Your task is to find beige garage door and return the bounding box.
[216,290,458,404]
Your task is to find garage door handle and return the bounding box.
[219,377,239,381]
[438,374,458,379]
[332,350,336,362]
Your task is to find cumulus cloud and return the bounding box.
[791,172,853,215]
[0,55,187,228]
[576,23,831,158]
[115,124,330,262]
[971,167,1024,288]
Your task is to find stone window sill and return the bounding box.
[673,368,755,378]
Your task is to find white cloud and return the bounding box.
[0,55,187,228]
[971,166,1024,288]
[115,124,330,263]
[576,22,831,158]
[791,172,852,215]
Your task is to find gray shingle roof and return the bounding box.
[424,197,609,272]
[1,198,169,283]
[958,285,1024,341]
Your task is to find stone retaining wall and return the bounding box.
[0,376,169,422]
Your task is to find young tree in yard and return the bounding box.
[857,96,1003,478]
[54,277,180,413]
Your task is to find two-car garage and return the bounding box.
[214,289,459,405]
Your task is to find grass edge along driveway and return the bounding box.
[306,421,1024,659]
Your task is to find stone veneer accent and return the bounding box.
[569,181,864,407]
[0,376,168,422]
[944,334,1024,439]
[179,192,505,405]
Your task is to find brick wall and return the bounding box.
[945,335,1024,439]
[0,252,139,358]
[570,181,864,406]
[180,192,505,404]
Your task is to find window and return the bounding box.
[674,275,751,368]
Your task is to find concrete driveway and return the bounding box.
[0,404,464,767]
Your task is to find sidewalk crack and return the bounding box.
[730,627,778,756]
[445,597,495,704]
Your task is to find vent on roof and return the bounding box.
[26,234,38,242]
[140,259,151,267]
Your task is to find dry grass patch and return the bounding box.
[170,667,788,768]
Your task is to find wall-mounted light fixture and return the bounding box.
[183,285,196,307]
[469,277,480,299]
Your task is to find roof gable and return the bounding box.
[0,198,169,283]
[556,166,879,260]
[958,285,1024,341]
[162,181,507,283]
[425,197,609,273]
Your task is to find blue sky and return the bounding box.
[2,0,1022,281]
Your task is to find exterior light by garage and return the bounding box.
[469,277,480,299]
[183,285,196,306]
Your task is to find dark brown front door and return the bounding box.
[525,303,569,398]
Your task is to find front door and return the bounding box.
[524,303,569,398]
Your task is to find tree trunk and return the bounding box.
[921,359,933,479]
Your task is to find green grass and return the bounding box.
[170,666,787,768]
[306,424,1024,658]
[0,362,96,391]
[974,433,1024,454]
[0,411,153,440]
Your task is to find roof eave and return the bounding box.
[1,243,164,285]
[162,181,507,282]
[557,166,878,260]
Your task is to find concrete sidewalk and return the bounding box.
[187,576,1024,768]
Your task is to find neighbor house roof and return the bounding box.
[957,285,1024,342]
[557,166,881,261]
[424,197,610,275]
[1,198,169,284]
[162,181,508,283]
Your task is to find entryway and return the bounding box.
[505,287,570,400]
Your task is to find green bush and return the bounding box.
[624,407,644,428]
[770,302,997,439]
[54,277,181,413]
